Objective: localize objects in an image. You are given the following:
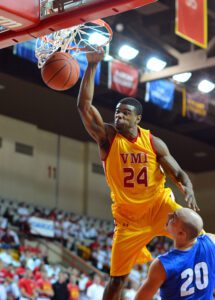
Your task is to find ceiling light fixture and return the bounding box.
[172,72,192,83]
[198,79,215,93]
[115,23,124,32]
[103,54,113,61]
[146,57,167,72]
[118,45,139,60]
[194,152,207,158]
[88,32,109,46]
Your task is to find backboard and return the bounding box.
[0,0,157,49]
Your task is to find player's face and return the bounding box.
[114,104,140,132]
[166,211,181,235]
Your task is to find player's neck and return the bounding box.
[175,238,197,251]
[121,126,139,139]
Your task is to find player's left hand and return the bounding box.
[183,186,200,211]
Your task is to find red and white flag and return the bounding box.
[108,60,139,97]
[175,0,208,48]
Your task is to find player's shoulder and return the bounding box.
[205,233,215,244]
[197,234,215,250]
[104,123,116,133]
[98,123,116,159]
[149,258,166,281]
[104,123,117,141]
[151,134,165,146]
[151,257,163,269]
[149,134,169,157]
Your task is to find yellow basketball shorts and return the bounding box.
[110,188,181,276]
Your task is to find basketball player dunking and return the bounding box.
[77,48,200,300]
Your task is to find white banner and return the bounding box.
[28,217,54,237]
[0,217,8,229]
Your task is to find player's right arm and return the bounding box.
[77,49,108,146]
[134,258,166,300]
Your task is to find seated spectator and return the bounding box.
[129,265,142,286]
[24,251,39,271]
[36,269,54,300]
[86,274,104,300]
[17,203,30,233]
[3,202,14,225]
[52,271,69,300]
[1,228,20,249]
[0,250,14,265]
[19,269,37,300]
[16,261,26,278]
[4,264,21,300]
[78,272,89,299]
[67,274,80,300]
[0,260,16,300]
[123,280,138,300]
[54,220,63,241]
[0,217,8,231]
[0,285,6,300]
[77,242,91,260]
[0,260,8,285]
[62,215,72,246]
[84,225,97,240]
[48,208,58,221]
[91,245,106,271]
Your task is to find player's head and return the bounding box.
[166,208,203,242]
[118,98,143,115]
[114,97,142,131]
[93,274,102,284]
[25,268,33,279]
[70,274,77,284]
[41,269,48,280]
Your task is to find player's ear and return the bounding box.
[178,230,186,240]
[136,114,142,124]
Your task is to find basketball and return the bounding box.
[41,52,80,91]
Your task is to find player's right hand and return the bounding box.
[86,47,105,64]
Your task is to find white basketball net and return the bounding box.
[35,20,112,68]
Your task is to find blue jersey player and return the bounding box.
[135,208,215,300]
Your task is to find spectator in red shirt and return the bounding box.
[49,208,57,221]
[0,260,8,284]
[19,269,37,300]
[4,264,21,300]
[0,260,8,299]
[36,269,54,300]
[67,274,80,300]
[16,261,26,278]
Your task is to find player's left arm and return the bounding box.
[152,135,200,211]
[134,258,166,300]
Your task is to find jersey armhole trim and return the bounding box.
[102,133,116,162]
[158,257,169,280]
[149,132,157,155]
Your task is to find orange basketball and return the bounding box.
[41,52,80,91]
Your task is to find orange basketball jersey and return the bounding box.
[103,127,166,207]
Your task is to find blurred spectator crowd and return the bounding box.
[0,199,172,274]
